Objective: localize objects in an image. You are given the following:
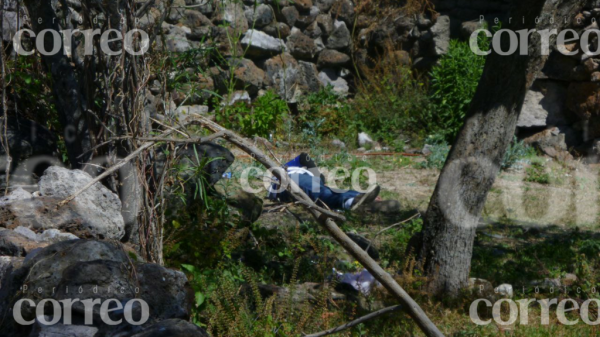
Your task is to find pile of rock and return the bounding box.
[147,0,367,102]
[0,166,207,337]
[516,6,600,162]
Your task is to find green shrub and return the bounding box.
[418,135,450,169]
[428,39,487,141]
[502,136,535,170]
[426,24,500,143]
[298,85,352,142]
[217,90,288,138]
[525,160,550,184]
[352,68,430,146]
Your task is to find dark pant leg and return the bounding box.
[279,173,360,210]
[319,186,360,210]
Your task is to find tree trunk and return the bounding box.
[23,0,93,168]
[418,0,586,296]
[23,0,146,252]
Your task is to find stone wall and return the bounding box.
[2,0,600,159]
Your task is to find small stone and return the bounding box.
[317,14,334,37]
[279,6,299,27]
[358,132,374,147]
[314,36,326,53]
[315,0,334,12]
[331,139,346,148]
[287,31,318,59]
[241,29,286,56]
[305,20,322,38]
[318,68,349,96]
[244,4,274,28]
[330,0,354,27]
[296,6,319,29]
[317,49,350,68]
[325,20,350,50]
[263,22,291,39]
[293,0,313,12]
[495,284,513,298]
[224,91,251,106]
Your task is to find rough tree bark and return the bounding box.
[418,0,586,296]
[23,0,92,167]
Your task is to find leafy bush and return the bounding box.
[217,90,288,138]
[418,135,450,169]
[298,85,351,141]
[427,31,491,141]
[352,66,430,145]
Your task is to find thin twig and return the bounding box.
[303,305,403,337]
[365,213,421,253]
[58,127,222,208]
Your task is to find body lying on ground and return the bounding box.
[267,153,380,211]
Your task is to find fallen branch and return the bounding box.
[190,114,444,337]
[303,305,403,337]
[58,128,223,207]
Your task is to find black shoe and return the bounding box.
[350,185,380,211]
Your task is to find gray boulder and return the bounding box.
[460,21,485,40]
[186,0,213,14]
[317,49,350,68]
[263,22,291,39]
[318,68,349,96]
[157,24,193,53]
[286,31,318,59]
[212,26,244,57]
[278,6,299,27]
[31,322,99,337]
[330,0,354,26]
[0,229,47,257]
[430,15,451,55]
[299,61,323,93]
[0,240,193,337]
[0,256,23,289]
[295,6,320,29]
[326,20,351,50]
[517,80,569,128]
[166,0,187,23]
[304,20,323,38]
[315,0,334,12]
[229,58,267,95]
[245,4,274,28]
[39,166,125,240]
[213,0,249,34]
[316,13,334,37]
[131,319,209,337]
[241,29,286,56]
[264,53,306,103]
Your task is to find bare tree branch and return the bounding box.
[57,128,223,207]
[189,114,444,337]
[303,305,403,337]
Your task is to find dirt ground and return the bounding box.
[227,147,600,231]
